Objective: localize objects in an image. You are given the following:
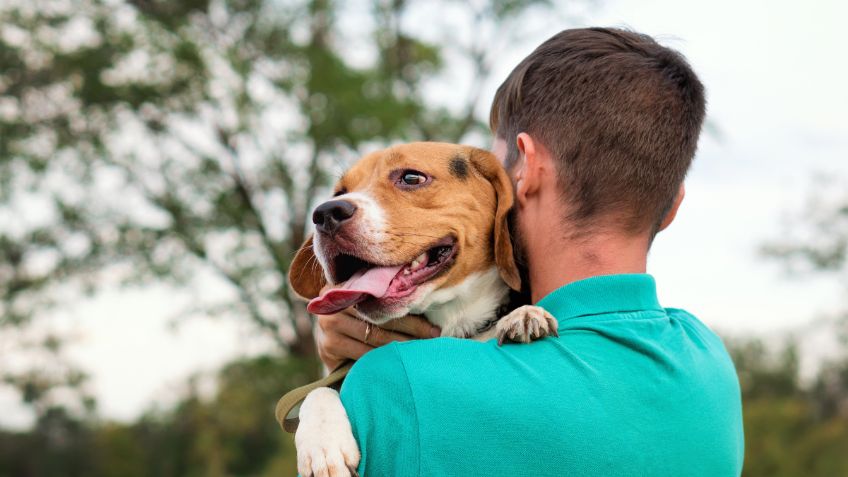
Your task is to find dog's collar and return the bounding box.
[469,297,520,337]
[469,292,522,337]
[472,316,499,336]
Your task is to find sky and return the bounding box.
[2,0,847,428]
[589,0,848,333]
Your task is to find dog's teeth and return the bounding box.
[409,252,427,270]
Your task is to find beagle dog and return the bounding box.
[287,142,557,477]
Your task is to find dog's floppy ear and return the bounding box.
[468,147,521,291]
[288,235,327,300]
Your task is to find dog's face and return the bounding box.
[289,142,520,324]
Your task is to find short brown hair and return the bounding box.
[490,27,706,235]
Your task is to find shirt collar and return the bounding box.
[535,274,663,323]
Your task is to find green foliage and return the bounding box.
[0,354,317,477]
[0,0,559,473]
[0,0,552,426]
[762,177,848,299]
[729,337,801,400]
[753,176,848,473]
[0,340,845,476]
[0,0,549,355]
[725,338,848,476]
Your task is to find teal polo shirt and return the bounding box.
[340,274,744,476]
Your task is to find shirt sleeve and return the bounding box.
[339,343,420,476]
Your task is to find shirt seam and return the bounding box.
[390,343,421,477]
[555,308,667,323]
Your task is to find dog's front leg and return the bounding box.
[296,387,360,477]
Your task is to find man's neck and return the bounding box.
[527,231,650,303]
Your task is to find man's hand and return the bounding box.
[314,310,442,370]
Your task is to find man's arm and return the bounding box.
[339,343,420,476]
[314,309,440,370]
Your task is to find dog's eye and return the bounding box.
[402,172,426,185]
[391,169,431,189]
[333,188,347,197]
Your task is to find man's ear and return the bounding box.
[514,132,543,207]
[658,184,685,232]
[288,235,327,300]
[468,147,521,291]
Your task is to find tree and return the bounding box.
[763,176,848,328]
[745,176,848,475]
[0,354,317,476]
[762,175,848,419]
[0,0,558,416]
[723,336,848,477]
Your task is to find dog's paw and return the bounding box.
[496,305,558,345]
[295,387,361,477]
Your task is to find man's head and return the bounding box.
[490,27,705,240]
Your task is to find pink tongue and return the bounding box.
[307,265,404,315]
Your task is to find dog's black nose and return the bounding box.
[312,200,357,235]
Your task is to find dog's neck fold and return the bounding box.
[410,267,510,339]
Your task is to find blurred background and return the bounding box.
[1,0,846,475]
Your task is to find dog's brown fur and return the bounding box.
[289,142,520,301]
[286,143,560,477]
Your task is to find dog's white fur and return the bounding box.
[313,191,387,284]
[411,267,509,338]
[296,388,360,477]
[296,190,557,477]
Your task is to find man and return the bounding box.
[314,27,744,476]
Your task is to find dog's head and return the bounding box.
[288,142,519,324]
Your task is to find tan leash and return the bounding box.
[275,360,354,433]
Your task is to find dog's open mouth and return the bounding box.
[307,236,457,315]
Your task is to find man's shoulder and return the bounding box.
[664,307,730,350]
[342,342,414,403]
[346,337,499,385]
[662,307,740,388]
[343,335,545,411]
[664,306,703,323]
[339,337,503,446]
